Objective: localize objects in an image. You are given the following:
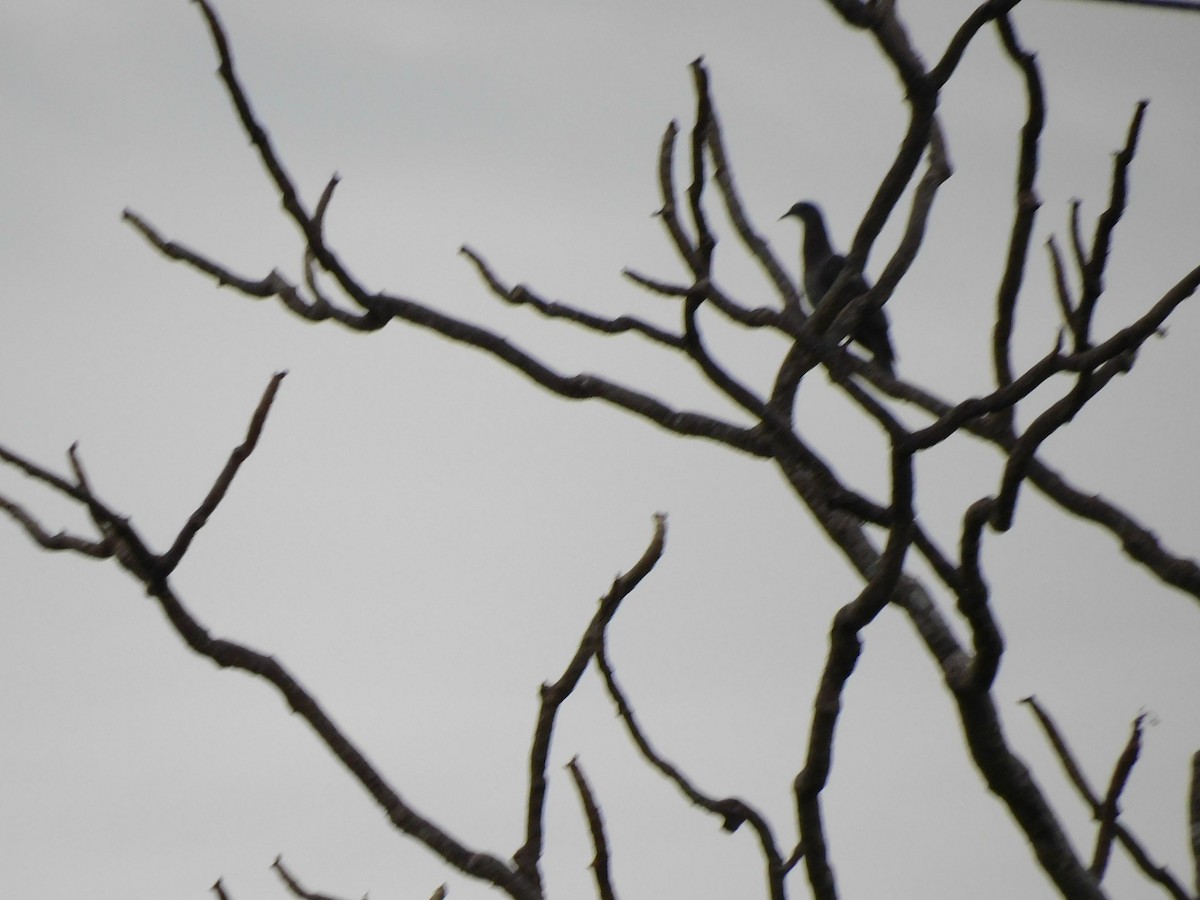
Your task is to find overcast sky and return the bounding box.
[2,2,1199,898]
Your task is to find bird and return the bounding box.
[781,200,895,374]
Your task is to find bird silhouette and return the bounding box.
[781,201,895,374]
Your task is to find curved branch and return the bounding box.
[595,640,786,900]
[513,515,667,893]
[991,13,1047,417]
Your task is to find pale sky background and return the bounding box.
[2,1,1199,898]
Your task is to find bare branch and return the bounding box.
[930,1,1025,90]
[1053,0,1200,12]
[957,498,1005,690]
[595,640,786,900]
[155,559,536,898]
[653,121,699,273]
[1191,751,1200,897]
[88,6,1197,899]
[0,440,89,502]
[272,855,353,900]
[129,209,771,457]
[1075,102,1149,349]
[794,444,916,900]
[189,0,373,308]
[460,247,684,348]
[123,210,387,331]
[990,351,1134,531]
[901,337,1063,452]
[681,288,775,426]
[1070,199,1089,286]
[513,515,667,893]
[160,372,286,574]
[621,268,784,330]
[702,78,802,312]
[1047,237,1078,329]
[1022,698,1191,900]
[0,384,540,900]
[882,250,1200,601]
[685,58,716,273]
[991,13,1046,418]
[1090,714,1145,880]
[0,492,111,557]
[565,757,618,900]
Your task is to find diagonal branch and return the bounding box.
[271,856,358,900]
[160,372,286,574]
[1022,697,1190,900]
[565,757,618,900]
[513,515,667,894]
[1090,714,1145,881]
[595,639,786,900]
[3,378,541,900]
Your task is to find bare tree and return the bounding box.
[2,1,1199,899]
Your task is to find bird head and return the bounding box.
[780,200,822,224]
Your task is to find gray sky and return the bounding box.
[2,1,1199,898]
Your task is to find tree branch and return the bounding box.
[565,757,618,900]
[1021,697,1191,900]
[595,640,786,900]
[513,515,667,893]
[1090,714,1145,881]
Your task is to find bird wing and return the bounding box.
[809,254,896,373]
[806,251,848,305]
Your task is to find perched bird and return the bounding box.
[781,200,895,374]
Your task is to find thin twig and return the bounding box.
[160,372,286,574]
[653,121,699,273]
[1091,714,1145,880]
[1190,752,1200,897]
[1047,236,1077,329]
[565,757,618,900]
[0,493,112,557]
[513,515,667,894]
[460,247,683,347]
[272,856,352,900]
[1021,697,1191,900]
[991,13,1046,421]
[595,640,787,900]
[1075,102,1148,349]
